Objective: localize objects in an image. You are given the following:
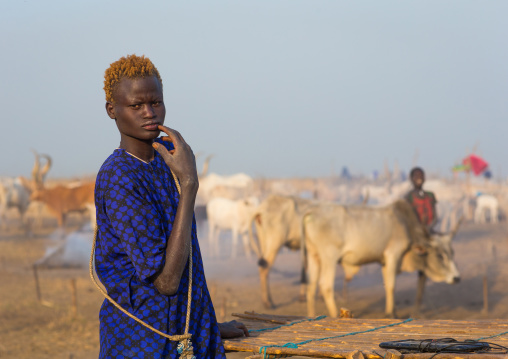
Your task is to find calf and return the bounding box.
[206,196,259,258]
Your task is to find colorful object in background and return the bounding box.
[452,154,489,176]
[463,154,489,175]
[452,164,470,172]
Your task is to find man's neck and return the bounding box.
[413,188,425,196]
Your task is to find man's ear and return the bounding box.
[105,102,116,119]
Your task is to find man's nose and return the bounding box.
[143,104,156,117]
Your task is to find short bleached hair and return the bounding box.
[104,54,163,103]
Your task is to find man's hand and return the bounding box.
[218,320,250,339]
[153,125,198,191]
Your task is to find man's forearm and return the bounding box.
[153,185,197,295]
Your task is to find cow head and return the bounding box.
[411,222,461,284]
[30,189,44,201]
[20,150,52,193]
[244,196,260,207]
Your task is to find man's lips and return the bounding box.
[142,121,161,130]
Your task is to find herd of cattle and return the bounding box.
[1,152,506,317]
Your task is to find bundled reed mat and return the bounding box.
[223,312,508,359]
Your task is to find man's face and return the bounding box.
[106,75,165,144]
[411,170,425,188]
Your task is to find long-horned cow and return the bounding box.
[248,194,317,308]
[30,181,96,230]
[303,200,460,318]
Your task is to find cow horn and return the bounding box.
[200,154,214,177]
[362,189,369,205]
[30,149,41,190]
[39,154,52,186]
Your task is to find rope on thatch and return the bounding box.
[258,318,414,359]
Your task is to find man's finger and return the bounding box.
[238,324,249,337]
[158,125,185,142]
[231,321,249,337]
[160,125,188,146]
[157,125,181,147]
[152,143,173,164]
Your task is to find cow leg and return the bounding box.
[214,228,222,256]
[207,220,214,255]
[306,252,320,317]
[231,228,238,258]
[258,265,275,309]
[257,238,284,309]
[474,206,481,223]
[318,258,338,318]
[492,206,499,223]
[18,210,29,236]
[381,260,398,318]
[413,271,427,317]
[208,221,217,257]
[85,203,96,230]
[240,232,252,259]
[54,213,66,239]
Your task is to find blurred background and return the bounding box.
[1,1,508,358]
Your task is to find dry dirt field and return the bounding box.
[1,221,507,359]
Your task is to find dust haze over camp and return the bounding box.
[1,1,507,179]
[2,2,508,358]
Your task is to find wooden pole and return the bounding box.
[343,278,348,304]
[33,265,42,303]
[70,278,78,318]
[482,274,489,314]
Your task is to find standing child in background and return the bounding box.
[405,167,438,233]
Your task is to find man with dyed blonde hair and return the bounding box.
[94,54,247,358]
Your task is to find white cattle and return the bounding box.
[198,173,254,204]
[0,151,51,231]
[474,194,499,224]
[206,196,259,258]
[360,181,412,207]
[303,200,460,318]
[248,195,318,308]
[0,177,32,230]
[360,184,392,206]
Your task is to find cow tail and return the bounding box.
[300,212,310,284]
[248,212,263,264]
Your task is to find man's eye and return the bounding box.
[130,104,141,109]
[153,101,161,106]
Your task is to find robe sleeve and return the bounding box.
[104,168,167,283]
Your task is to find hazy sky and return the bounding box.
[1,1,507,179]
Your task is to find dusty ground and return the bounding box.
[1,221,507,359]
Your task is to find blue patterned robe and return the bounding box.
[94,138,225,358]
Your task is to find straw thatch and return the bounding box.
[223,312,508,359]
